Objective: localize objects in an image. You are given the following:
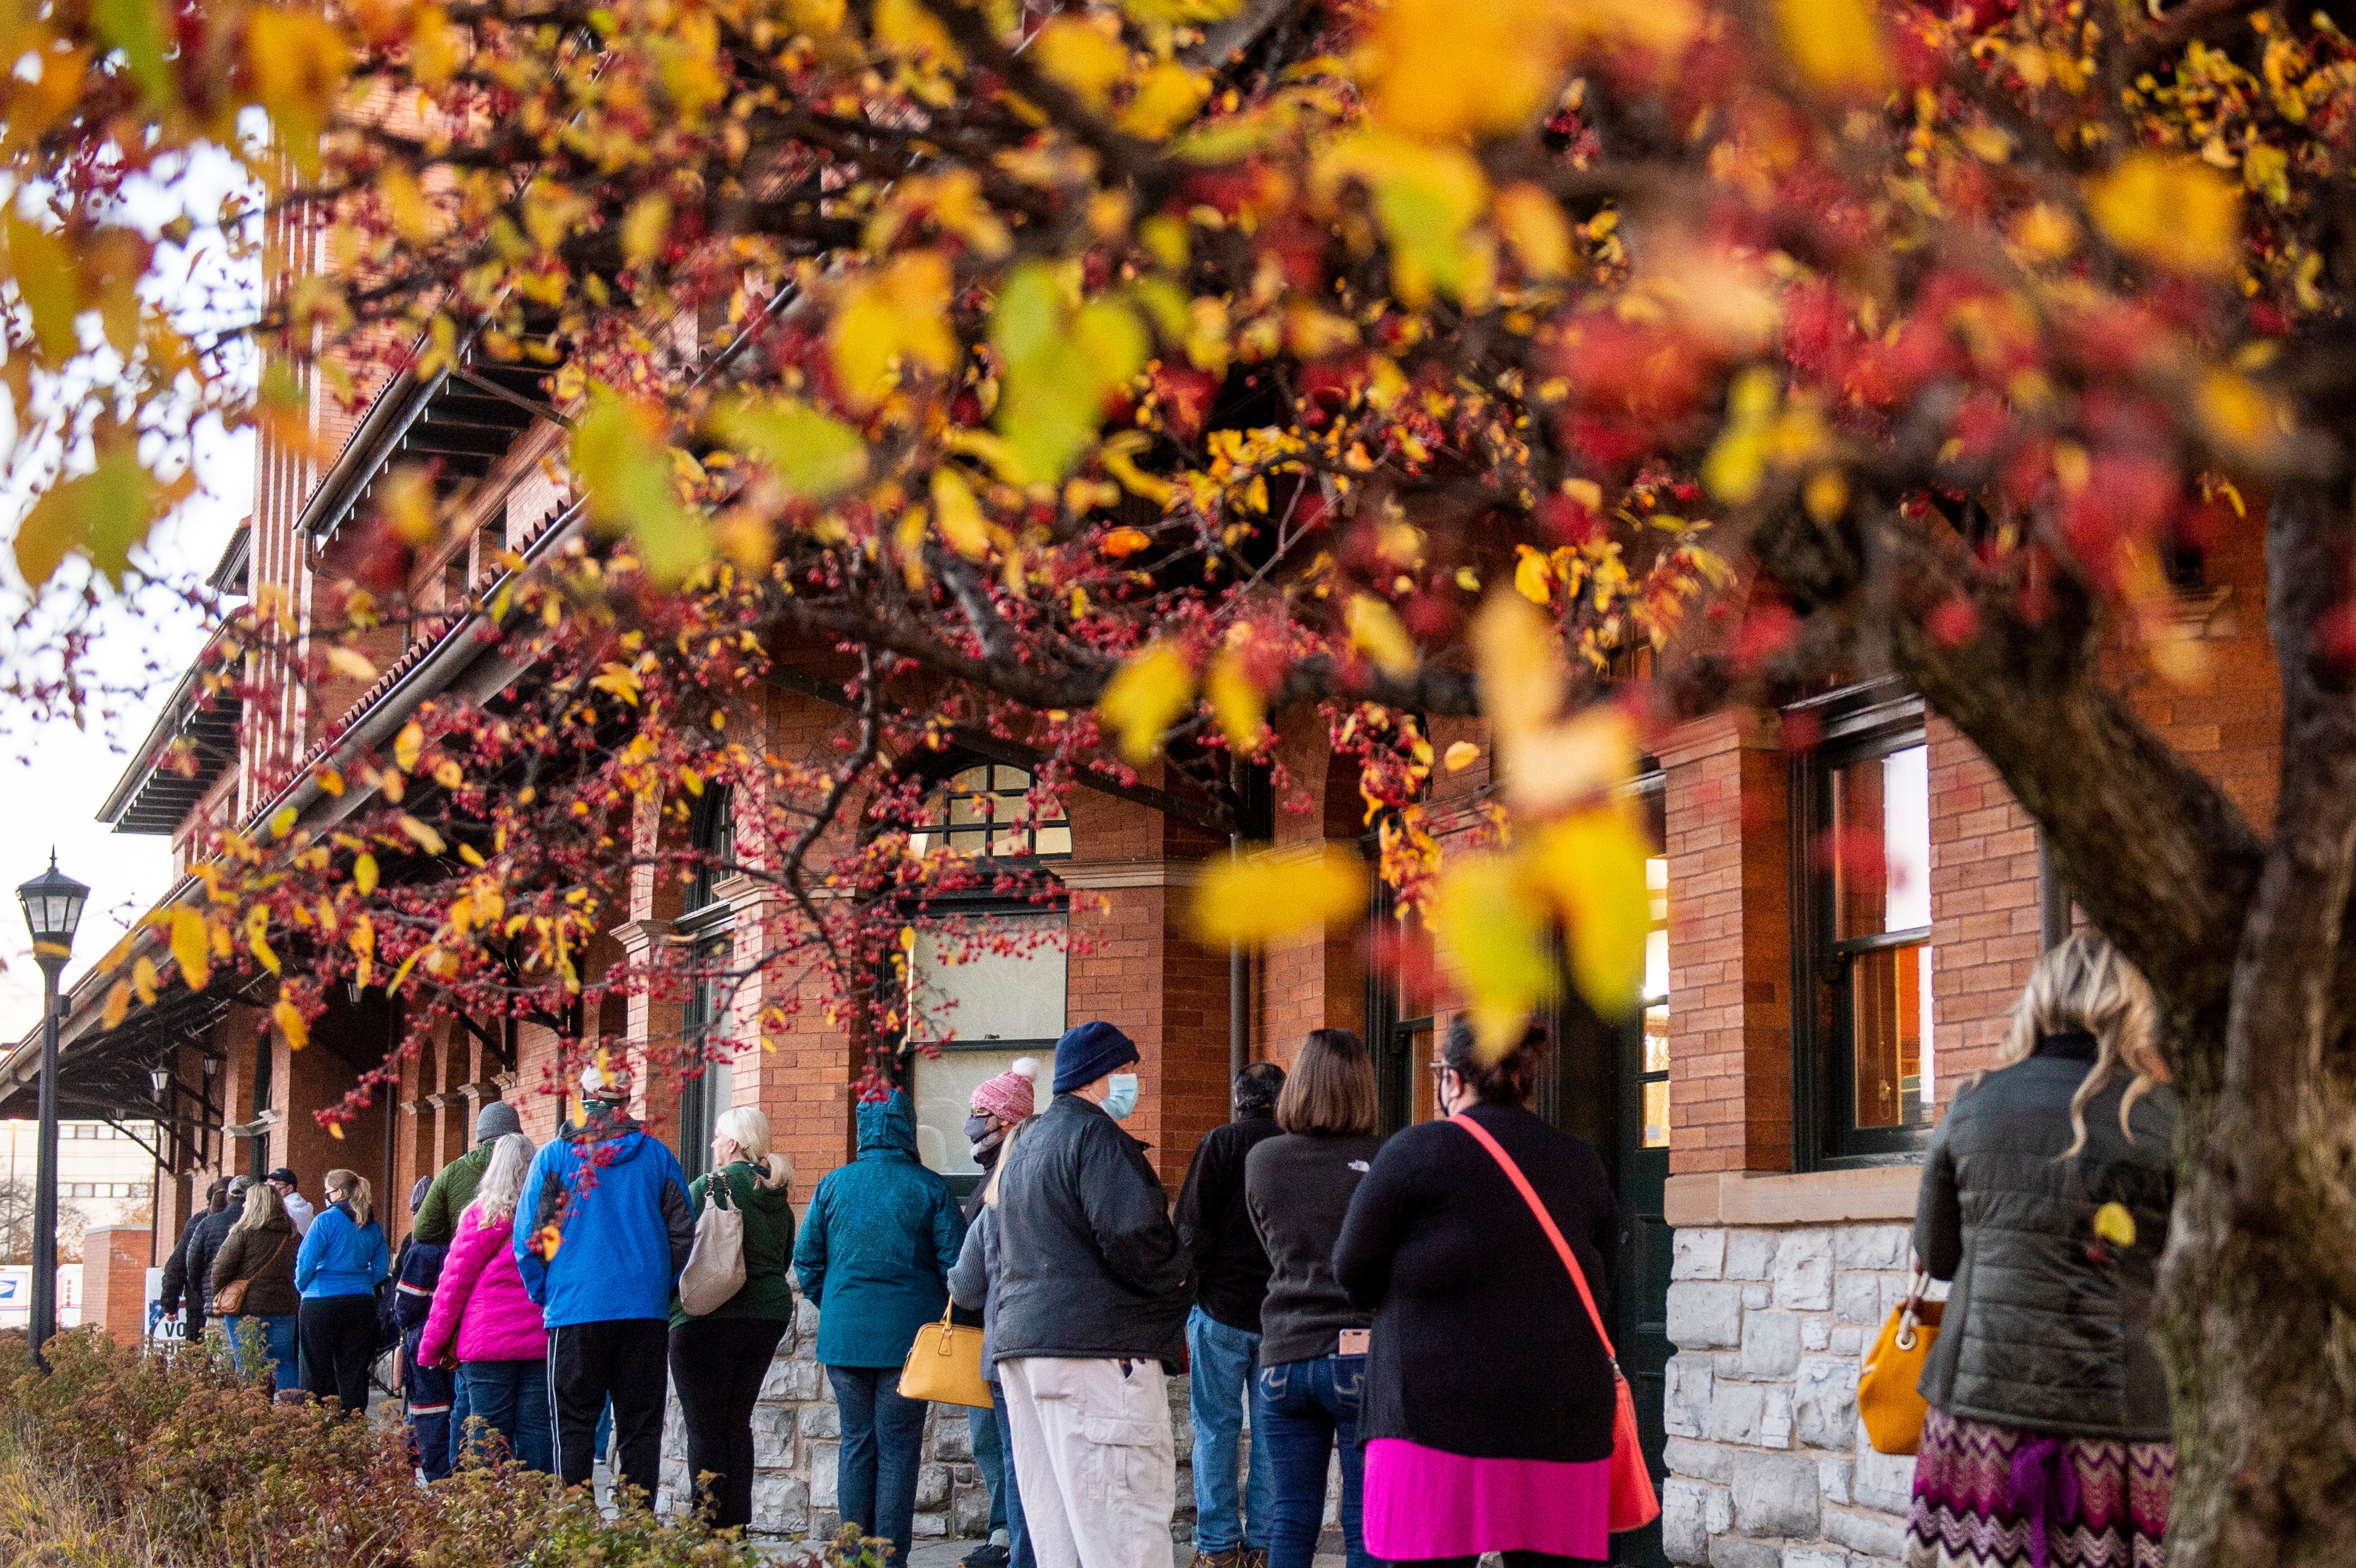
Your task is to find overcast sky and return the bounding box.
[0,146,258,1051]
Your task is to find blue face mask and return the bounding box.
[1102,1072,1140,1122]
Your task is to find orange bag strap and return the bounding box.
[1450,1113,1618,1365]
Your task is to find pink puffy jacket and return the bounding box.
[418,1207,545,1365]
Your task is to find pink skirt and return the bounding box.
[1362,1436,1612,1561]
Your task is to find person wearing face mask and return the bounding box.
[1333,1017,1620,1567]
[989,1021,1191,1568]
[948,1059,1041,1568]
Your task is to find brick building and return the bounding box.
[0,290,2279,1563]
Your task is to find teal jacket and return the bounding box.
[792,1092,964,1368]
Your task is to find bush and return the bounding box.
[0,1330,882,1568]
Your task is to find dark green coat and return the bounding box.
[1915,1046,2178,1440]
[412,1140,496,1246]
[670,1159,798,1326]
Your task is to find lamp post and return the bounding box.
[17,852,87,1365]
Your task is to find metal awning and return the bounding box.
[97,646,242,836]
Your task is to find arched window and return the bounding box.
[910,764,1070,860]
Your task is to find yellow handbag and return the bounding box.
[898,1305,994,1410]
[1858,1268,1942,1456]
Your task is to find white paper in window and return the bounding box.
[906,917,1068,1046]
[1883,745,1931,932]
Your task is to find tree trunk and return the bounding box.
[2158,1073,2356,1568]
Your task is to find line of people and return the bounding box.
[174,1012,1640,1568]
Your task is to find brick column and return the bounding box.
[1925,716,2043,1091]
[1661,711,1794,1176]
[77,1224,153,1346]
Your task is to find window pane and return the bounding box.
[914,1047,1036,1175]
[1831,743,1930,939]
[1851,939,1934,1129]
[907,916,1068,1045]
[1642,1078,1670,1148]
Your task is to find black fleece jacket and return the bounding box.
[1333,1104,1619,1463]
[1174,1109,1283,1333]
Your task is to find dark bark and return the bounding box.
[1749,492,2356,1566]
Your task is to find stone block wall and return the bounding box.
[1659,1220,1940,1568]
[657,1298,1217,1547]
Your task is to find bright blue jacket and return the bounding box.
[792,1091,965,1368]
[294,1201,387,1300]
[512,1107,695,1328]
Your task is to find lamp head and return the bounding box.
[150,1065,171,1100]
[16,851,88,973]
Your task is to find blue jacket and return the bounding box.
[512,1105,695,1328]
[294,1202,387,1300]
[792,1091,965,1368]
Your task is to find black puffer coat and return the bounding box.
[1915,1035,2178,1440]
[989,1092,1189,1364]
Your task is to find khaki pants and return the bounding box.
[1000,1356,1177,1568]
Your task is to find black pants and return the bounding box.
[296,1295,376,1418]
[549,1319,669,1500]
[668,1316,789,1529]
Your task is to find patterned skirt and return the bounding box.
[1905,1407,2173,1568]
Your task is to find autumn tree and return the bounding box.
[13,0,2356,1557]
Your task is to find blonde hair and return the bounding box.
[714,1107,792,1191]
[464,1134,537,1227]
[325,1169,373,1227]
[980,1118,1023,1209]
[1996,932,2165,1160]
[228,1180,284,1238]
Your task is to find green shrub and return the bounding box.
[0,1330,882,1568]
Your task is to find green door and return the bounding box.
[1613,1006,1672,1568]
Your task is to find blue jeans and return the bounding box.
[1257,1354,1372,1568]
[989,1381,1034,1568]
[226,1313,298,1392]
[1187,1306,1272,1552]
[827,1365,928,1567]
[460,1359,554,1473]
[970,1398,1008,1535]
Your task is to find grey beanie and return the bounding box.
[475,1100,522,1143]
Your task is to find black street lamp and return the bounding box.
[16,852,87,1365]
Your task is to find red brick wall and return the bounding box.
[78,1225,152,1346]
[1926,717,2043,1091]
[1661,713,1792,1175]
[1258,710,1368,1064]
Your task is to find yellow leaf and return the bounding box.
[131,955,158,1004]
[247,906,281,975]
[1525,810,1651,1015]
[5,215,79,360]
[377,167,435,244]
[102,980,131,1030]
[2089,155,2240,278]
[354,852,379,896]
[622,193,671,270]
[394,721,424,772]
[1033,16,1128,106]
[1444,740,1480,773]
[1494,183,1573,280]
[1430,854,1557,1060]
[1472,590,1566,744]
[1775,0,1889,96]
[1312,132,1493,308]
[325,646,378,682]
[2197,368,2286,458]
[1119,62,1209,140]
[2092,1200,2138,1249]
[1345,594,1418,679]
[399,815,447,856]
[1504,706,1637,815]
[350,916,376,990]
[873,0,960,66]
[570,384,709,582]
[245,5,351,182]
[434,759,464,789]
[830,252,957,410]
[931,469,992,561]
[1098,642,1195,764]
[169,907,210,991]
[1191,845,1368,946]
[1205,646,1265,753]
[327,1119,344,1139]
[1514,544,1556,605]
[316,767,344,797]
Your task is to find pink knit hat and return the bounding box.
[969,1057,1040,1124]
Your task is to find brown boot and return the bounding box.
[1194,1550,1245,1568]
[1243,1551,1269,1568]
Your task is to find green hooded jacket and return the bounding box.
[670,1157,799,1326]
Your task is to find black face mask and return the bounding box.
[966,1113,1005,1169]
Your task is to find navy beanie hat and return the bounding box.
[1053,1020,1141,1094]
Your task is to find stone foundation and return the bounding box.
[1660,1220,1941,1568]
[656,1299,1226,1547]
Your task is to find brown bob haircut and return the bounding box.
[1277,1029,1378,1137]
